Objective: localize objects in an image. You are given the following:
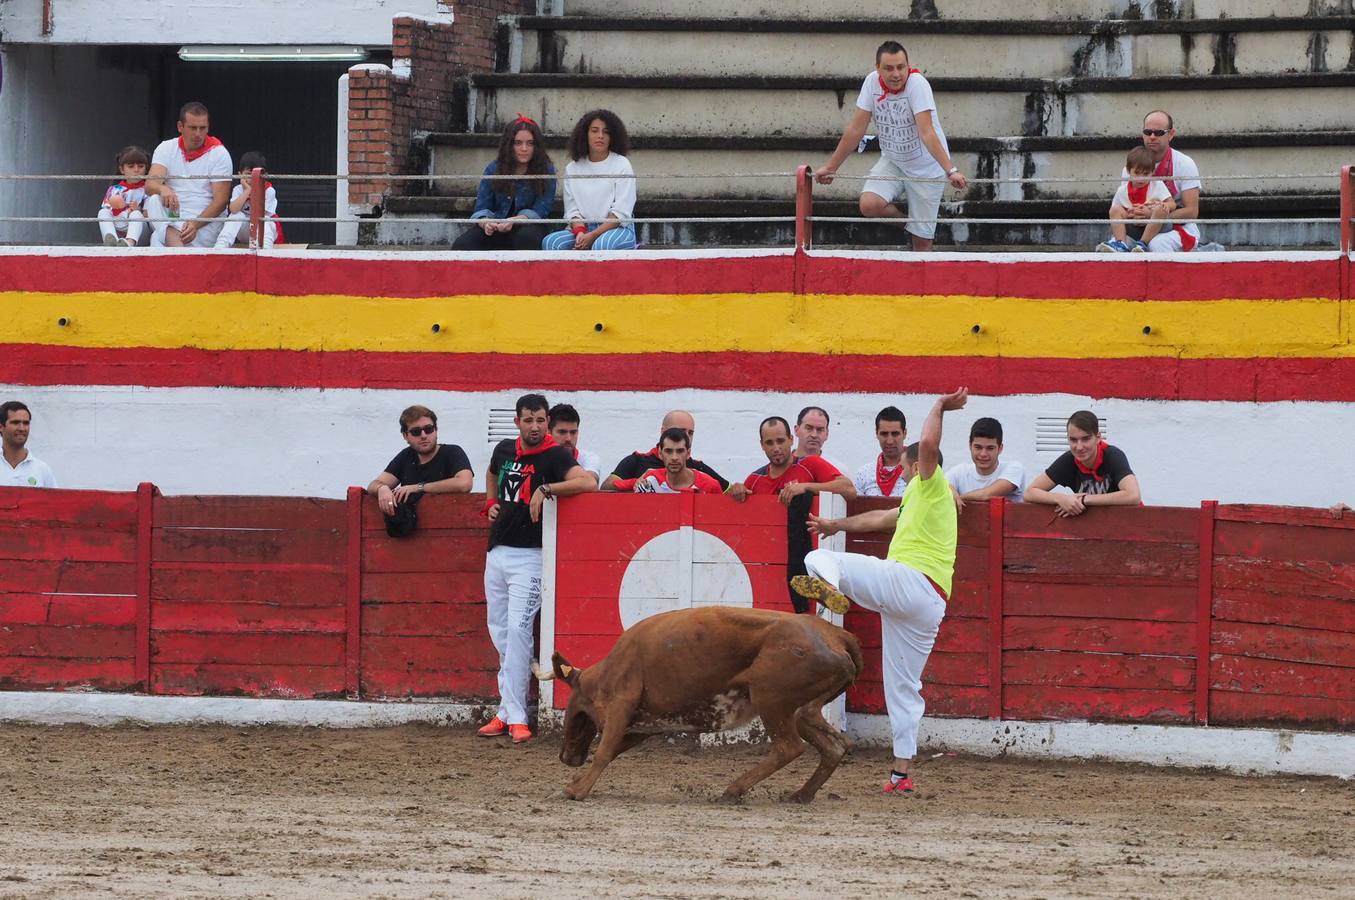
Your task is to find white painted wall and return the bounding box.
[0,0,449,45]
[4,383,1352,509]
[0,44,158,244]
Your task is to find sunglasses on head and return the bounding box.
[1142,128,1169,137]
[404,425,436,437]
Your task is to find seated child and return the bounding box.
[214,151,282,249]
[1097,145,1176,253]
[97,146,149,247]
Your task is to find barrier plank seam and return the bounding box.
[1198,500,1217,725]
[134,482,155,690]
[345,487,362,698]
[988,497,1004,720]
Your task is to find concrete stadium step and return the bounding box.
[424,131,1354,202]
[513,17,1355,79]
[557,0,1350,21]
[379,193,1336,251]
[471,72,1355,139]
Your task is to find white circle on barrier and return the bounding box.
[617,528,755,630]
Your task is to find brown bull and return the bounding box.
[534,605,864,802]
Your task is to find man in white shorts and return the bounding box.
[792,388,969,795]
[816,41,968,251]
[143,101,233,248]
[1131,109,1203,252]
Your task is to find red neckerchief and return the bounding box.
[514,434,558,458]
[179,135,223,163]
[1126,181,1150,205]
[1073,441,1109,482]
[876,68,920,102]
[875,454,904,496]
[570,447,579,460]
[119,179,145,191]
[1152,149,1177,200]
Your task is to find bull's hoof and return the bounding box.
[716,789,745,805]
[563,784,589,801]
[785,789,816,804]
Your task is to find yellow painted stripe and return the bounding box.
[7,292,1352,359]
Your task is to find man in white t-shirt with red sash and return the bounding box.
[816,40,968,251]
[1130,109,1203,252]
[144,101,233,248]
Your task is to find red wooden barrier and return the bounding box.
[2,486,1353,735]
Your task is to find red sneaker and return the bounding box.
[883,775,914,795]
[508,724,533,744]
[477,716,508,737]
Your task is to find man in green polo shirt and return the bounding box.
[793,387,968,796]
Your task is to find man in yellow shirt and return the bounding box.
[793,387,968,796]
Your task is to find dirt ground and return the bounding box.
[1,724,1352,899]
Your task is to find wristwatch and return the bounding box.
[946,166,959,175]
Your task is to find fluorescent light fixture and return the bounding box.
[178,45,369,63]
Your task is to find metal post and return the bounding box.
[794,165,813,252]
[1340,165,1353,255]
[249,167,265,249]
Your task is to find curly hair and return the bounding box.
[565,108,630,161]
[493,118,555,195]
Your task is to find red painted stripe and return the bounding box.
[6,344,1355,401]
[0,253,1341,300]
[801,257,1341,301]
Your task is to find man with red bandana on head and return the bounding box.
[479,393,595,744]
[144,101,232,247]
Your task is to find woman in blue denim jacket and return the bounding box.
[452,116,557,251]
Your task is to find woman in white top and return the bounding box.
[542,109,637,251]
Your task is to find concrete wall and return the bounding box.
[6,383,1353,509]
[0,0,448,44]
[0,45,157,244]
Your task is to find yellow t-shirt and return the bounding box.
[886,465,958,597]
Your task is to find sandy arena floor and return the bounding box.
[1,723,1352,898]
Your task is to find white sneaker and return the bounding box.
[103,233,119,247]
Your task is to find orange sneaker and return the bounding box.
[508,724,533,744]
[883,774,915,795]
[477,716,508,737]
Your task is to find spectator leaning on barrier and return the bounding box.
[1131,109,1203,252]
[1,401,56,488]
[794,388,969,796]
[602,409,735,496]
[947,417,1024,505]
[97,146,149,248]
[815,40,968,252]
[854,405,909,498]
[1332,502,1351,519]
[1097,146,1176,253]
[366,405,473,533]
[744,417,854,506]
[1025,410,1140,517]
[454,115,556,252]
[547,403,601,483]
[143,101,233,248]
[542,109,638,251]
[480,393,595,744]
[215,151,281,249]
[612,427,724,495]
[795,406,854,493]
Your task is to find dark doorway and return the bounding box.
[153,51,390,244]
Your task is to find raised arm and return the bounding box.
[918,388,969,481]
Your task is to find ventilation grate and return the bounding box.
[1036,415,1107,453]
[487,408,518,444]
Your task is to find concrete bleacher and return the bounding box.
[377,1,1355,249]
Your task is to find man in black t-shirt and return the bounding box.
[365,405,473,518]
[601,408,743,498]
[479,393,595,744]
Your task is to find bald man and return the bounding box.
[603,410,740,497]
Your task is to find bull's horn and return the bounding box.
[531,661,555,682]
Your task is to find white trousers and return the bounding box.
[1148,222,1201,252]
[97,207,145,243]
[144,194,224,247]
[215,211,278,248]
[805,548,946,759]
[483,544,543,725]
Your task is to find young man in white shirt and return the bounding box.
[947,417,1024,504]
[854,405,908,498]
[1,401,57,488]
[815,40,968,251]
[143,101,233,248]
[548,403,602,485]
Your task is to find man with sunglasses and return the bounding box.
[366,405,473,517]
[1128,110,1202,252]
